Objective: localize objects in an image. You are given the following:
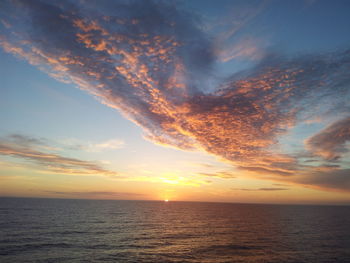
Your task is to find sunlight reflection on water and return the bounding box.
[0,198,350,262]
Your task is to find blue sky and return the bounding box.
[0,0,350,203]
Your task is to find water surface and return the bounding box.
[1,198,349,262]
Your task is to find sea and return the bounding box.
[0,198,349,263]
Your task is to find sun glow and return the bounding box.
[164,199,169,202]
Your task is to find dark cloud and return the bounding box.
[0,134,121,177]
[306,117,350,161]
[44,190,144,198]
[232,187,289,191]
[5,134,47,147]
[258,187,289,191]
[236,165,295,177]
[297,168,350,192]
[1,0,350,191]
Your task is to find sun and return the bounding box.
[164,199,169,202]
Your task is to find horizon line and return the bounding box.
[1,196,349,207]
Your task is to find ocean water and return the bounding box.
[0,198,349,263]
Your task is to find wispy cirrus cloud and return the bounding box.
[0,134,121,177]
[216,36,266,62]
[197,171,236,179]
[210,1,268,63]
[1,0,350,191]
[63,138,125,152]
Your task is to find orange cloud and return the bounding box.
[1,0,350,192]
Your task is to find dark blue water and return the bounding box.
[0,198,349,263]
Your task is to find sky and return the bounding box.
[0,0,350,204]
